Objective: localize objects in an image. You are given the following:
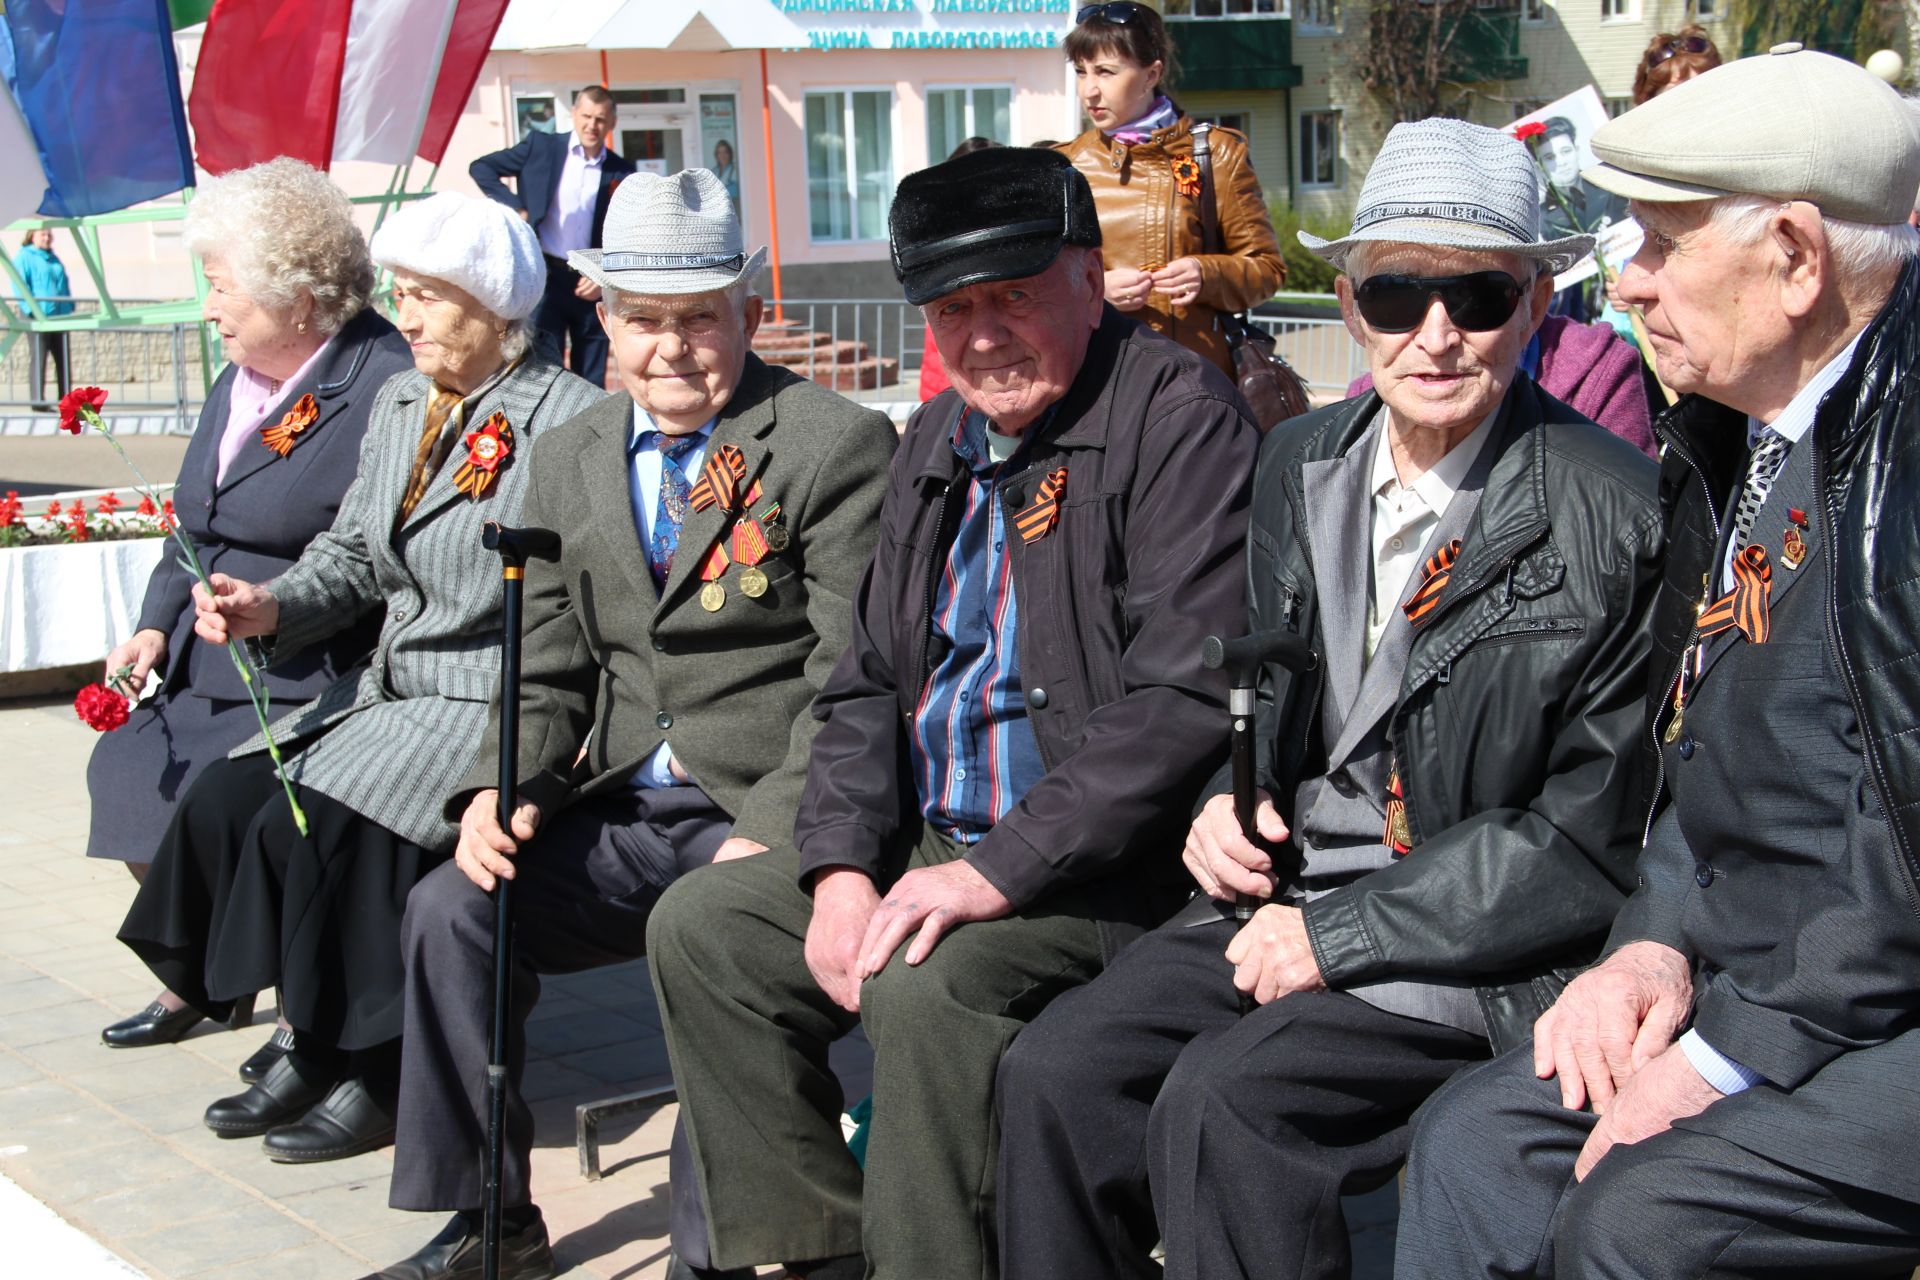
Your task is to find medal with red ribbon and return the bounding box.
[1383,765,1413,855]
[452,411,513,501]
[694,480,785,606]
[260,393,320,457]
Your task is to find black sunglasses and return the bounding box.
[1354,271,1526,334]
[1077,2,1144,23]
[1647,34,1711,67]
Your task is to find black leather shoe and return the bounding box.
[263,1075,396,1163]
[203,1053,335,1137]
[102,1001,205,1048]
[666,1255,756,1280]
[238,1025,296,1084]
[356,1210,555,1279]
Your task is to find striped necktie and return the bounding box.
[1731,430,1791,554]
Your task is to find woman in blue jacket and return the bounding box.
[15,228,73,408]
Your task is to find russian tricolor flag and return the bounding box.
[189,0,512,175]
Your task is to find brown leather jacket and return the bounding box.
[1058,117,1285,377]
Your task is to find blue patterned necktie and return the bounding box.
[647,432,702,590]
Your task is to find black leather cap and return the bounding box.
[889,148,1102,306]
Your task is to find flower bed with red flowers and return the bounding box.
[0,488,177,548]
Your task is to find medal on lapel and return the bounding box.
[697,541,730,611]
[700,581,726,612]
[452,412,514,501]
[1172,156,1202,199]
[1382,766,1413,856]
[259,393,319,457]
[1014,467,1067,545]
[730,484,783,598]
[1781,526,1807,570]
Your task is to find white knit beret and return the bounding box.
[369,191,544,321]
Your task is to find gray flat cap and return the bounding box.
[1584,42,1920,225]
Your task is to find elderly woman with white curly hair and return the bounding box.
[92,157,412,1068]
[117,192,605,1165]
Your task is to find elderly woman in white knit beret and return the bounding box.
[118,192,606,1165]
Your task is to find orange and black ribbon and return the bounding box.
[1383,767,1413,855]
[1172,156,1202,199]
[1015,467,1067,545]
[259,393,319,457]
[689,444,748,513]
[452,411,513,501]
[1697,543,1772,645]
[1402,538,1463,629]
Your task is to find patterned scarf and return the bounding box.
[1109,95,1178,145]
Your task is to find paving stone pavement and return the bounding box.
[0,693,1396,1278]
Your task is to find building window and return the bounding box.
[1521,0,1548,21]
[1296,0,1337,29]
[926,86,1013,160]
[1200,111,1252,140]
[1510,100,1546,121]
[1299,109,1340,188]
[1692,0,1720,17]
[1605,95,1633,117]
[805,90,894,243]
[1600,0,1638,20]
[1168,0,1282,18]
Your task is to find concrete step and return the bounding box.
[790,356,900,392]
[753,326,834,354]
[755,339,873,368]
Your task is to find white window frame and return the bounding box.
[924,83,1017,160]
[1692,0,1722,18]
[1298,108,1341,190]
[1520,0,1549,23]
[803,85,898,246]
[1599,0,1639,23]
[1295,0,1338,32]
[1164,0,1287,21]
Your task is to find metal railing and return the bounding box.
[2,299,207,428]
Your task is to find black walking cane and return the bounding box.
[480,521,561,1280]
[1201,628,1317,1014]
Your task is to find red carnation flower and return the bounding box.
[74,683,129,732]
[56,385,108,434]
[1513,121,1547,141]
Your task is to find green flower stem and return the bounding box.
[85,409,310,836]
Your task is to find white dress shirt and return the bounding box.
[1683,331,1863,1096]
[1365,409,1498,663]
[536,132,606,260]
[626,405,715,789]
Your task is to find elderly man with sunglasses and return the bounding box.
[1397,47,1920,1280]
[995,118,1663,1280]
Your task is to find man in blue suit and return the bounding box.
[471,85,636,386]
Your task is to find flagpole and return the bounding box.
[761,47,785,325]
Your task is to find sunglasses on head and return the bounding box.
[1354,271,1526,334]
[1647,34,1711,67]
[1077,2,1144,23]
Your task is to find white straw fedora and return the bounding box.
[1299,118,1594,275]
[569,168,768,296]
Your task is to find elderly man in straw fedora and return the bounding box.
[1398,46,1920,1280]
[361,168,897,1280]
[993,117,1665,1280]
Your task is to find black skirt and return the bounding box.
[84,690,260,863]
[117,754,448,1051]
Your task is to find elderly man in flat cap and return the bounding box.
[643,146,1256,1280]
[994,118,1663,1280]
[359,170,896,1280]
[1398,46,1920,1280]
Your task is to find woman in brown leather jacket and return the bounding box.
[1056,1,1285,378]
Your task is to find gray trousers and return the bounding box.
[1398,1047,1920,1280]
[645,831,1114,1280]
[387,786,728,1213]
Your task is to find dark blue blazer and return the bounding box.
[468,130,636,250]
[137,306,414,705]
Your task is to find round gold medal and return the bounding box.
[764,524,790,553]
[740,566,769,598]
[700,581,725,612]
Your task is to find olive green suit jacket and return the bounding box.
[455,354,898,847]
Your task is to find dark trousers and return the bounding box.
[29,330,68,404]
[997,917,1487,1280]
[532,255,607,387]
[1397,1047,1920,1280]
[387,785,728,1213]
[646,833,1112,1279]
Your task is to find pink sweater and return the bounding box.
[1347,315,1656,457]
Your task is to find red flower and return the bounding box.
[1513,121,1547,141]
[136,493,158,518]
[74,683,130,732]
[65,505,90,542]
[97,491,123,515]
[56,385,108,434]
[0,491,19,527]
[42,500,60,521]
[159,498,177,533]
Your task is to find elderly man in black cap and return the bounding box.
[643,147,1257,1280]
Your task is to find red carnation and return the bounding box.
[1513,121,1546,141]
[56,385,108,434]
[74,683,129,732]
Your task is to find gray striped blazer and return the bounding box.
[231,356,607,851]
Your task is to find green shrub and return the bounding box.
[1271,204,1352,296]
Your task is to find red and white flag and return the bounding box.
[189,0,510,175]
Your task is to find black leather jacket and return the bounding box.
[1223,376,1664,1054]
[1643,258,1920,906]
